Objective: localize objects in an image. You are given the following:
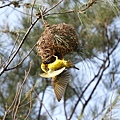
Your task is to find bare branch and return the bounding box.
[24,94,32,120]
[0,0,65,76]
[37,85,47,120]
[45,0,64,14]
[68,38,120,120]
[0,17,40,76]
[30,0,36,24]
[6,43,37,71]
[2,62,32,120]
[0,1,20,8]
[33,88,54,120]
[0,2,12,8]
[45,0,98,16]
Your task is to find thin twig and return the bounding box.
[10,6,31,16]
[6,43,37,71]
[0,32,20,67]
[109,73,114,120]
[30,0,36,24]
[39,7,47,26]
[45,0,98,17]
[9,33,20,57]
[24,93,32,120]
[80,0,98,12]
[63,91,67,120]
[33,88,54,120]
[0,2,12,8]
[37,85,47,120]
[12,62,32,119]
[3,62,32,120]
[12,83,22,119]
[68,39,120,120]
[0,1,20,8]
[80,60,110,118]
[44,9,75,17]
[0,17,40,76]
[68,62,104,120]
[44,0,64,14]
[0,0,65,76]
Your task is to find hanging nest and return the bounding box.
[37,23,79,64]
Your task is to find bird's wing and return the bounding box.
[39,67,65,78]
[52,70,71,101]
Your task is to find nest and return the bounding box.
[37,23,79,64]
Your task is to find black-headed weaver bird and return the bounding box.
[40,56,79,101]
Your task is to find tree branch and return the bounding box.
[6,43,37,71]
[0,0,64,76]
[0,17,40,76]
[68,38,120,120]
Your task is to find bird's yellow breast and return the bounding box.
[41,55,79,73]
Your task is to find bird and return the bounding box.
[40,55,79,77]
[39,56,79,101]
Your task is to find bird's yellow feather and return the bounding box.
[41,56,79,74]
[40,67,65,78]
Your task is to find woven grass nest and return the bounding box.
[37,23,79,64]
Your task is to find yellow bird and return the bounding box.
[41,56,79,73]
[40,56,79,101]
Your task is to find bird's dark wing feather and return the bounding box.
[52,70,71,101]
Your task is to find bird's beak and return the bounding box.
[74,66,79,70]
